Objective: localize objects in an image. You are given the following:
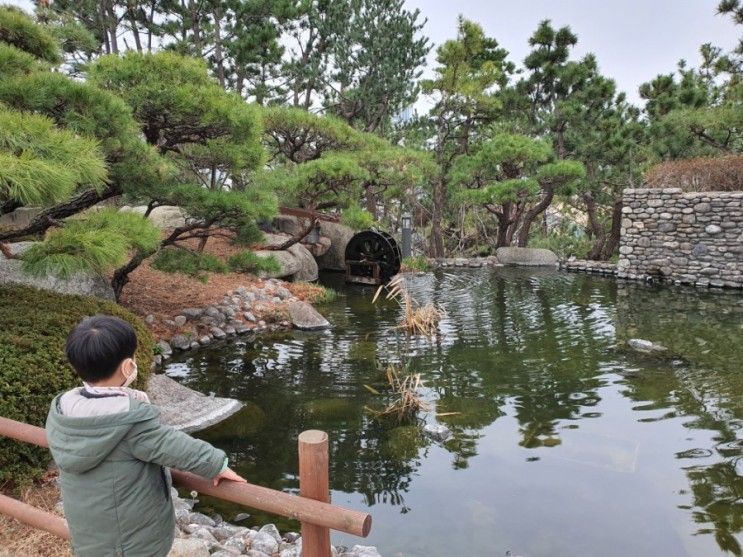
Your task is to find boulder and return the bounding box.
[422,423,452,442]
[628,338,667,353]
[167,538,210,557]
[120,205,187,229]
[287,300,330,331]
[0,207,42,229]
[495,247,558,267]
[254,233,318,281]
[0,241,115,300]
[316,221,355,271]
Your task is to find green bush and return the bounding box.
[313,285,338,304]
[402,255,431,272]
[0,284,154,486]
[227,251,281,275]
[528,224,592,260]
[151,248,229,281]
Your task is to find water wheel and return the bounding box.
[344,230,402,285]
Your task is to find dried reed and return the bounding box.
[373,276,444,336]
[366,363,431,423]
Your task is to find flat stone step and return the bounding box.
[147,374,243,433]
[287,300,331,330]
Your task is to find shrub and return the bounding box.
[151,248,229,281]
[401,256,431,272]
[227,251,281,275]
[644,155,743,192]
[313,285,338,304]
[0,284,154,486]
[529,223,592,260]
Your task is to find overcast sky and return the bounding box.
[8,0,741,107]
[405,0,740,106]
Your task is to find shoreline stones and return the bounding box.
[428,255,501,269]
[151,279,332,364]
[169,490,381,557]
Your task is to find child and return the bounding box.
[46,315,246,557]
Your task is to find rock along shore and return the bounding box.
[169,490,381,557]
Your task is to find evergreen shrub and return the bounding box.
[0,284,154,485]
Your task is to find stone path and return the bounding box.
[147,374,243,433]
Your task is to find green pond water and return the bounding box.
[165,268,743,557]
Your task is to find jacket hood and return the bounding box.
[46,395,160,474]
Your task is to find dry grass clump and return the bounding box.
[644,155,743,192]
[373,276,444,336]
[366,364,430,423]
[0,475,71,557]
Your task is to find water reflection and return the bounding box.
[168,269,743,556]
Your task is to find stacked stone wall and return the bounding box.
[619,188,742,288]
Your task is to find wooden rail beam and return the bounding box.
[0,416,371,538]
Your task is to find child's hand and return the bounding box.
[212,467,247,487]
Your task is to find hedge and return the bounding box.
[0,284,154,486]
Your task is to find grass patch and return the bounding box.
[401,255,431,272]
[151,248,229,282]
[227,251,281,275]
[0,284,154,487]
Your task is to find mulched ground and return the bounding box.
[119,234,325,340]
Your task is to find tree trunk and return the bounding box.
[584,193,606,260]
[601,199,623,260]
[0,185,119,242]
[128,8,142,51]
[429,177,445,257]
[364,184,377,220]
[111,250,147,302]
[516,187,554,247]
[213,6,226,88]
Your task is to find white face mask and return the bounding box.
[121,360,138,388]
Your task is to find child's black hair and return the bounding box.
[65,315,137,382]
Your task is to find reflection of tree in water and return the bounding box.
[178,269,743,554]
[616,283,743,555]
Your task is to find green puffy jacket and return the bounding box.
[46,394,226,557]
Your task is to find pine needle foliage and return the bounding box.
[0,42,39,75]
[0,106,107,207]
[21,209,159,278]
[0,6,61,63]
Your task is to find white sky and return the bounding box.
[7,0,741,107]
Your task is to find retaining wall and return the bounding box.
[618,188,742,288]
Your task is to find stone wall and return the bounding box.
[618,188,742,288]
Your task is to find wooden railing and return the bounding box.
[0,416,371,557]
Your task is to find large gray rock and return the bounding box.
[147,374,243,433]
[167,538,210,557]
[316,221,355,271]
[254,233,318,281]
[0,207,42,229]
[495,247,559,267]
[287,300,330,330]
[120,205,187,229]
[0,242,115,300]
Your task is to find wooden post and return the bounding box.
[299,430,331,557]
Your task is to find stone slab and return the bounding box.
[147,374,243,433]
[495,247,559,267]
[287,300,330,330]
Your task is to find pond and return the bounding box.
[165,268,743,557]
